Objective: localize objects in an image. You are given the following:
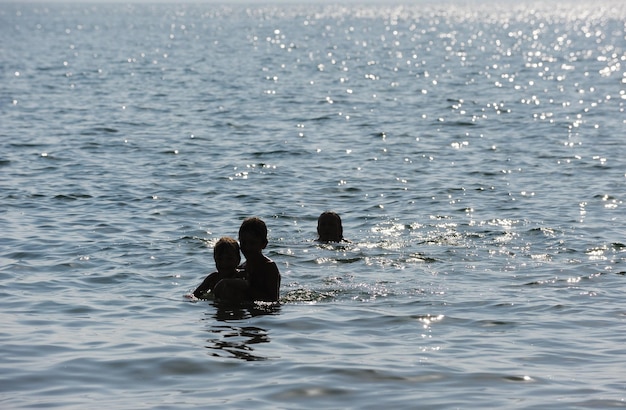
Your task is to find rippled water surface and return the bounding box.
[1,1,625,408]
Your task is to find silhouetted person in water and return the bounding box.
[238,217,281,302]
[317,211,345,242]
[193,237,246,300]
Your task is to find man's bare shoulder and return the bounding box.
[262,257,280,272]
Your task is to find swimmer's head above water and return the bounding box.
[317,211,343,242]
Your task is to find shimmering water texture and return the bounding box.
[1,1,625,409]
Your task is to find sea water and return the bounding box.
[1,1,625,408]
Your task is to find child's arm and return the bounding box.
[193,272,218,299]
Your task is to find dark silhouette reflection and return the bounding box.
[202,302,281,361]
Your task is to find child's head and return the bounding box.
[213,237,241,272]
[238,217,269,258]
[317,211,343,242]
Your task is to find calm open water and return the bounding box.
[1,1,625,408]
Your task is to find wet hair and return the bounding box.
[238,217,268,240]
[318,211,343,239]
[213,237,240,260]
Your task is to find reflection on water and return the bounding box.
[205,325,269,361]
[202,303,281,361]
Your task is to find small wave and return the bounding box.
[79,127,119,135]
[53,193,93,201]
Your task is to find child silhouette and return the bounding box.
[238,217,281,302]
[193,237,246,300]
